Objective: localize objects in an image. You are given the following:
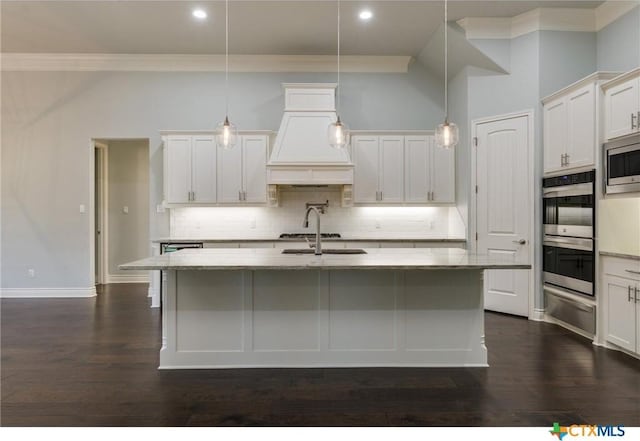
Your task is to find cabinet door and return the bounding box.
[191,136,217,203]
[431,138,455,203]
[404,136,430,203]
[379,136,404,202]
[353,136,380,203]
[605,77,640,140]
[217,139,243,203]
[242,135,268,203]
[543,97,567,174]
[605,275,636,352]
[165,136,192,204]
[566,84,596,170]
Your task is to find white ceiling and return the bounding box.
[1,1,605,56]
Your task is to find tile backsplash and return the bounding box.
[170,188,465,238]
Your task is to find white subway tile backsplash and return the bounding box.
[170,189,465,238]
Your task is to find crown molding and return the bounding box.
[457,2,638,40]
[0,53,412,73]
[596,1,639,31]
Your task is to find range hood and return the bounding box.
[267,83,354,187]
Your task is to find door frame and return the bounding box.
[470,109,536,319]
[91,140,109,286]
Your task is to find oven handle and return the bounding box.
[543,236,593,251]
[543,183,593,198]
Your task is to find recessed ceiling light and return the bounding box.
[192,9,207,20]
[359,10,373,21]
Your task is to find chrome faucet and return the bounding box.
[303,206,323,255]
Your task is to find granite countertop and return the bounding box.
[151,236,467,243]
[599,251,640,261]
[120,248,530,271]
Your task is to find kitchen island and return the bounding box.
[121,248,529,369]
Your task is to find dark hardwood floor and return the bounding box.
[1,283,639,426]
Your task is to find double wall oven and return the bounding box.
[543,170,596,333]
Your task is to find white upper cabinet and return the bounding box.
[354,133,454,204]
[603,70,640,140]
[566,84,596,170]
[241,135,268,203]
[217,134,268,203]
[405,135,455,203]
[543,98,567,174]
[353,135,382,203]
[379,136,405,202]
[165,135,216,204]
[542,72,619,175]
[353,135,404,203]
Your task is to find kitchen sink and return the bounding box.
[281,249,367,255]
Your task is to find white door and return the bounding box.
[166,135,192,204]
[404,136,430,203]
[605,77,640,140]
[431,139,455,203]
[217,138,243,203]
[475,115,531,317]
[192,136,217,203]
[353,136,380,203]
[567,84,596,170]
[242,135,267,203]
[543,98,567,174]
[379,136,404,202]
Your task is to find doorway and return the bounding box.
[91,139,150,287]
[472,111,534,317]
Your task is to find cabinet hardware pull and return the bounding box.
[632,113,637,130]
[629,286,634,302]
[635,287,640,303]
[239,191,242,201]
[192,191,195,201]
[625,269,640,275]
[243,191,247,201]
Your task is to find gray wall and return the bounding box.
[597,5,640,72]
[1,64,443,290]
[107,140,149,277]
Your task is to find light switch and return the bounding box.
[123,206,129,214]
[79,204,86,214]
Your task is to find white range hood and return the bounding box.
[267,83,354,187]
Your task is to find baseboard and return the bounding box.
[529,308,546,321]
[106,274,149,284]
[0,286,97,298]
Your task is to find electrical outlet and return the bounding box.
[156,204,165,213]
[28,268,35,278]
[123,206,129,214]
[375,219,381,229]
[79,204,86,214]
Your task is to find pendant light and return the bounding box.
[435,0,459,149]
[327,0,350,149]
[215,0,238,149]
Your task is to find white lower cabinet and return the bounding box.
[602,256,640,355]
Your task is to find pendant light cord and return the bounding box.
[337,0,341,117]
[225,0,229,117]
[444,0,448,121]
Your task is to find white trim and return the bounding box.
[471,110,536,319]
[0,53,412,73]
[0,287,97,298]
[596,1,639,31]
[458,3,639,40]
[541,71,621,104]
[530,308,546,322]
[106,274,150,284]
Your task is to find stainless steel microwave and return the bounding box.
[605,133,640,194]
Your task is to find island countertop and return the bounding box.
[120,248,530,271]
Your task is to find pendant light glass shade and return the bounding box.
[216,0,238,149]
[434,0,458,149]
[215,116,238,150]
[435,120,459,149]
[327,0,349,150]
[328,116,350,149]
